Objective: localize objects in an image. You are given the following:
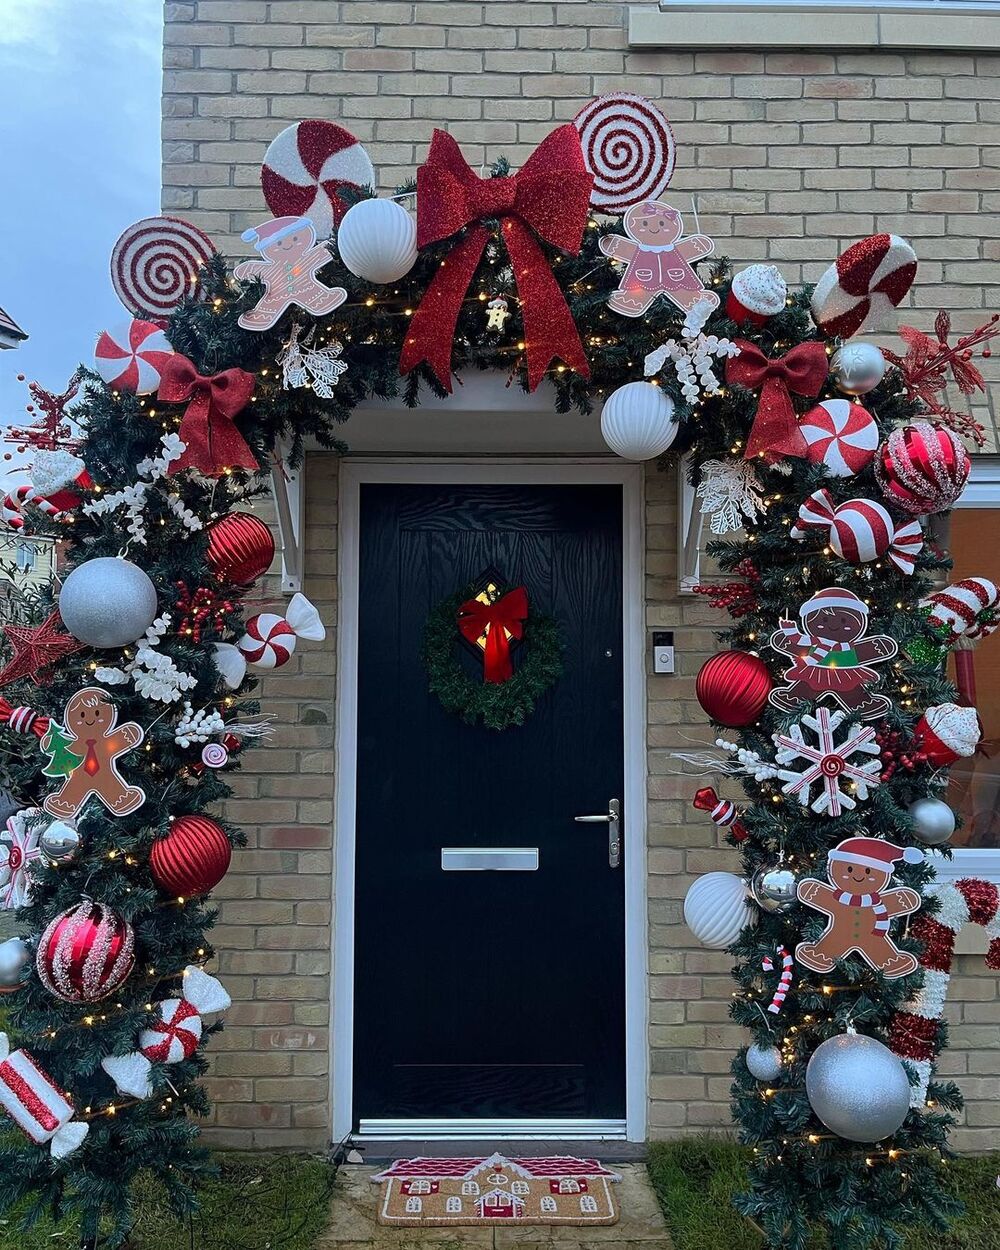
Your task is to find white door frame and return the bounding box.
[331,458,649,1143]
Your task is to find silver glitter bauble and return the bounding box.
[0,937,30,989]
[830,343,886,396]
[751,865,798,914]
[746,1042,783,1082]
[908,797,956,846]
[59,557,158,648]
[39,819,81,866]
[806,1033,910,1142]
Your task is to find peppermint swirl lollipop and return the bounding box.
[201,743,230,770]
[573,92,676,213]
[110,216,217,316]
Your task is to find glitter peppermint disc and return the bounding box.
[110,216,217,316]
[261,120,375,238]
[573,92,676,213]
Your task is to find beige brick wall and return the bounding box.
[162,2,1000,1152]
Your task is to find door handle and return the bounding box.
[574,798,621,869]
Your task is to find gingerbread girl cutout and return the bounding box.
[42,688,145,819]
[769,586,897,721]
[599,201,719,318]
[796,837,923,978]
[235,216,347,332]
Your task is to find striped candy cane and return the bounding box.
[762,945,794,1014]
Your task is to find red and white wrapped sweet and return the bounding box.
[875,421,970,516]
[2,450,93,531]
[101,965,231,1100]
[791,488,923,575]
[572,92,675,213]
[261,120,375,238]
[237,592,326,671]
[799,398,879,478]
[94,319,175,394]
[726,264,787,326]
[0,1032,89,1158]
[913,702,981,767]
[923,577,999,645]
[811,233,917,339]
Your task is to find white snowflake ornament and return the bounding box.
[644,300,741,405]
[277,324,347,399]
[696,458,765,534]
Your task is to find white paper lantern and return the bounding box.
[336,198,417,285]
[683,871,752,949]
[600,382,677,461]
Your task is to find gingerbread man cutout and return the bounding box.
[235,215,347,332]
[42,688,145,819]
[796,837,922,978]
[599,201,719,318]
[769,586,897,721]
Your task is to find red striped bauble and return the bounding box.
[206,513,275,586]
[696,650,773,728]
[150,815,232,899]
[36,899,135,1004]
[875,421,970,516]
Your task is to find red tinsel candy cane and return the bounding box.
[923,577,999,645]
[101,965,231,1100]
[0,1032,88,1158]
[791,488,923,574]
[1,450,93,531]
[692,786,748,842]
[761,945,794,1014]
[0,698,49,739]
[889,878,1000,1106]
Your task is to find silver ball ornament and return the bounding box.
[39,819,81,866]
[830,343,886,396]
[805,1033,911,1142]
[908,797,956,846]
[0,937,31,989]
[59,557,158,648]
[751,865,798,914]
[746,1042,783,1082]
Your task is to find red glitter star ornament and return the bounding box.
[0,611,85,688]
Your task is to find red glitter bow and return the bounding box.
[457,586,529,684]
[725,340,829,463]
[399,126,594,393]
[158,355,257,478]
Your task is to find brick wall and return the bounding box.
[162,1,1000,1152]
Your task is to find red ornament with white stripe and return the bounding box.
[791,488,923,574]
[93,319,174,394]
[36,899,135,1003]
[811,233,917,339]
[875,420,970,516]
[799,399,879,478]
[261,120,375,238]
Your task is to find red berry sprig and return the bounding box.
[174,582,235,643]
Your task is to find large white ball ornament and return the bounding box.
[59,557,158,648]
[746,1042,783,1082]
[830,343,886,396]
[600,382,677,461]
[683,871,752,949]
[336,198,417,284]
[806,1033,911,1142]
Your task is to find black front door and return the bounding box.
[353,482,626,1124]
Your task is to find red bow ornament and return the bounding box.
[399,127,594,393]
[457,586,529,684]
[157,355,257,478]
[725,340,829,463]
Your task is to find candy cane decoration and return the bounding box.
[761,945,794,1015]
[889,878,1000,1106]
[692,786,748,842]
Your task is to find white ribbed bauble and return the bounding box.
[336,198,417,284]
[600,382,677,461]
[683,871,752,949]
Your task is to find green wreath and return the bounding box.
[422,584,563,731]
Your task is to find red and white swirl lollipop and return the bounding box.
[110,216,217,316]
[573,93,676,213]
[261,120,375,239]
[93,319,174,394]
[811,233,917,339]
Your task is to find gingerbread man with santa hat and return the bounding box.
[600,200,719,317]
[235,215,346,331]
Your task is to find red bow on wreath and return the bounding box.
[457,586,529,684]
[158,355,257,478]
[725,340,829,463]
[399,126,594,393]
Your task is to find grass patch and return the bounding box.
[0,1153,335,1250]
[648,1140,1000,1250]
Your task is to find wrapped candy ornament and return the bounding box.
[0,1033,88,1158]
[102,965,231,1100]
[875,421,970,517]
[913,702,981,767]
[791,488,923,574]
[237,592,326,671]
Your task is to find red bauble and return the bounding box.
[150,815,232,898]
[206,512,275,586]
[875,421,970,517]
[696,650,772,727]
[36,899,135,1003]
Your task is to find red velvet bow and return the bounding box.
[725,340,830,463]
[399,126,594,393]
[457,586,529,684]
[158,355,257,478]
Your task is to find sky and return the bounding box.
[0,0,161,474]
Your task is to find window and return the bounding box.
[580,1195,599,1214]
[558,1178,581,1194]
[462,1181,479,1196]
[487,1172,508,1186]
[407,1179,431,1195]
[541,1195,557,1213]
[511,1181,529,1196]
[15,541,35,572]
[405,1196,422,1214]
[445,1196,462,1213]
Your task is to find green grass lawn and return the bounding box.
[647,1139,1000,1250]
[0,1153,335,1250]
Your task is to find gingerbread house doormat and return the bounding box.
[371,1152,621,1227]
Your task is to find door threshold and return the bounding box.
[357,1118,628,1141]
